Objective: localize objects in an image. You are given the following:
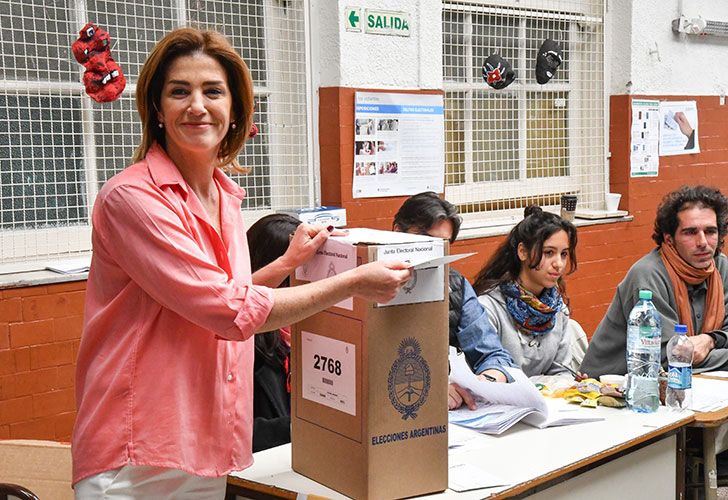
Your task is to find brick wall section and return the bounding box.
[0,281,84,442]
[320,89,728,336]
[1,93,726,442]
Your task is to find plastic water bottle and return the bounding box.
[666,324,693,410]
[625,289,662,413]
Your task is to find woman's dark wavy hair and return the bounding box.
[473,205,578,295]
[652,185,728,253]
[247,213,301,367]
[392,191,462,243]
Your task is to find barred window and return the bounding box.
[443,1,606,226]
[0,0,311,272]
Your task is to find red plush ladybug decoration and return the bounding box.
[72,22,126,103]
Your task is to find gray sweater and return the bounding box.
[478,288,571,377]
[580,249,728,378]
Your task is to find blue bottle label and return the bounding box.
[667,365,692,389]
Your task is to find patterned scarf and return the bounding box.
[500,281,563,336]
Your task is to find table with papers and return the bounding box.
[227,406,691,499]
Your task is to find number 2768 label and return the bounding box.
[301,331,356,415]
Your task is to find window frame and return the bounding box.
[0,0,314,274]
[442,0,607,225]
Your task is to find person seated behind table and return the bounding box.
[581,185,728,378]
[393,192,516,410]
[247,214,301,452]
[472,206,578,377]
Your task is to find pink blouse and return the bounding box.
[72,144,274,484]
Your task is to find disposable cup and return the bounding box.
[606,193,622,212]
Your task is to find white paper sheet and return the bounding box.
[690,377,728,412]
[448,462,509,492]
[45,256,91,274]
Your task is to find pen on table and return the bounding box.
[480,372,497,382]
[552,361,580,379]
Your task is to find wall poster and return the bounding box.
[659,100,700,156]
[630,99,660,177]
[353,92,444,198]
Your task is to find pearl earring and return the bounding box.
[158,122,163,129]
[231,122,237,129]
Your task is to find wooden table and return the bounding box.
[227,405,692,499]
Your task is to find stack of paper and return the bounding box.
[448,355,603,434]
[449,402,541,434]
[45,256,91,275]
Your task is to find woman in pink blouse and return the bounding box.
[72,28,411,499]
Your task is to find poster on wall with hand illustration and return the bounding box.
[353,92,444,198]
[659,101,700,156]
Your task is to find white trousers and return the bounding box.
[74,464,227,499]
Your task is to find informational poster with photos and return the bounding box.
[630,99,660,177]
[659,100,700,156]
[353,92,444,198]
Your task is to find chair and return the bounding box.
[567,318,588,374]
[0,484,39,500]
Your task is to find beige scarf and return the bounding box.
[659,243,724,336]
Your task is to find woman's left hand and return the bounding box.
[281,223,335,269]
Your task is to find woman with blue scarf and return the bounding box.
[472,206,578,376]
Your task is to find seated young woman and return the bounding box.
[472,205,578,377]
[393,192,516,409]
[247,213,301,452]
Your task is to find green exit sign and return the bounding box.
[365,9,410,37]
[345,7,361,32]
[344,7,411,37]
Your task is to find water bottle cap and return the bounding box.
[675,324,688,334]
[638,289,652,300]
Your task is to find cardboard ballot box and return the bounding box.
[291,229,449,499]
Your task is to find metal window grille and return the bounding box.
[0,0,311,272]
[442,0,606,226]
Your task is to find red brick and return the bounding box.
[63,291,86,314]
[0,396,33,424]
[32,388,75,419]
[0,425,9,439]
[0,350,12,376]
[9,319,54,348]
[9,415,56,440]
[1,285,48,299]
[0,323,8,349]
[0,297,22,323]
[30,341,75,370]
[48,281,87,293]
[22,294,72,321]
[4,368,57,398]
[54,411,76,442]
[54,315,84,342]
[56,364,75,389]
[13,347,30,372]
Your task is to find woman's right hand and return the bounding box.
[351,260,412,303]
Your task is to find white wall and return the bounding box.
[310,0,442,90]
[610,0,728,96]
